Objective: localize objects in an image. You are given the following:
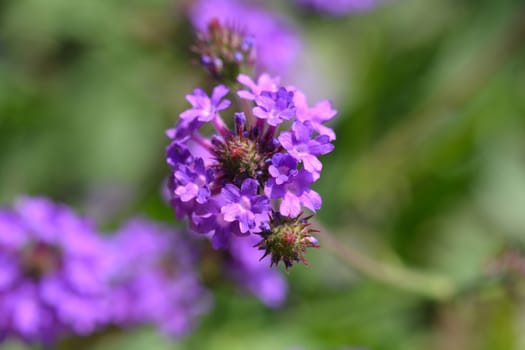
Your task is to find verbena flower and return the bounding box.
[180,86,231,123]
[294,0,382,16]
[190,0,301,75]
[166,72,335,269]
[106,218,211,337]
[253,88,296,126]
[0,197,110,344]
[265,155,321,218]
[220,179,270,234]
[237,74,280,100]
[278,121,334,175]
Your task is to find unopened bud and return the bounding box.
[256,213,320,271]
[192,18,256,82]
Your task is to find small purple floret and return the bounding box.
[266,165,322,218]
[238,73,280,100]
[173,158,214,204]
[278,122,334,175]
[253,87,296,126]
[220,179,270,234]
[180,85,230,123]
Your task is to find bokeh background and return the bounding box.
[2,0,525,349]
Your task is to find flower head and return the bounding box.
[190,0,301,75]
[0,197,110,344]
[193,18,256,81]
[166,72,335,269]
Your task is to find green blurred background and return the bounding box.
[1,0,525,349]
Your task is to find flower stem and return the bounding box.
[191,132,214,152]
[212,116,229,138]
[314,220,455,301]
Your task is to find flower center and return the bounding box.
[196,174,207,187]
[295,144,309,155]
[21,242,62,280]
[285,181,300,195]
[240,196,251,210]
[159,253,179,278]
[215,136,265,181]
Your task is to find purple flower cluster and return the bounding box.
[166,73,336,268]
[0,197,110,344]
[190,0,301,75]
[106,219,211,337]
[295,0,381,15]
[0,197,213,345]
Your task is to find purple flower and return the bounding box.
[253,87,296,126]
[227,234,287,308]
[165,139,193,167]
[166,117,204,144]
[106,219,211,337]
[295,0,382,16]
[266,164,322,218]
[0,197,110,344]
[278,122,334,175]
[189,200,243,249]
[237,73,280,100]
[173,158,214,204]
[220,179,270,234]
[190,0,301,74]
[180,85,230,123]
[268,153,299,185]
[166,74,335,269]
[293,90,337,141]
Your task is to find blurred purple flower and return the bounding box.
[0,197,110,344]
[190,0,301,74]
[106,218,211,337]
[228,234,287,308]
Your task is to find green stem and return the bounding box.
[314,221,455,301]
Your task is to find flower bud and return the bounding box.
[256,214,320,271]
[193,18,256,82]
